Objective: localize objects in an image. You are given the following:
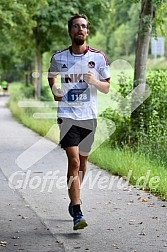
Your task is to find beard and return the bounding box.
[74,37,85,45]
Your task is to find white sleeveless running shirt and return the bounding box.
[49,46,110,120]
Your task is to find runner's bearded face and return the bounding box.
[69,18,88,45]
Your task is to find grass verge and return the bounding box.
[89,141,167,200]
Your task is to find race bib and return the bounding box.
[67,88,90,102]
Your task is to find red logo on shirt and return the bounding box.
[88,61,95,68]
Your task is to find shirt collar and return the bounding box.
[69,46,89,55]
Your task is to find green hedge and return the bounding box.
[101,70,167,165]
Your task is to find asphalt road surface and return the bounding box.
[0,95,167,252]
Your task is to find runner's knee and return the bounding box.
[69,157,80,170]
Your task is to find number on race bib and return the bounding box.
[68,89,90,102]
[71,93,88,101]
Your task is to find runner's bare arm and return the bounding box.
[48,76,63,101]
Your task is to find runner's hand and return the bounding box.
[54,88,63,101]
[83,71,96,85]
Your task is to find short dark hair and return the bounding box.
[68,13,90,31]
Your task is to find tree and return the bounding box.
[0,0,37,82]
[93,0,140,60]
[131,0,166,135]
[134,0,155,88]
[114,23,135,57]
[105,0,133,57]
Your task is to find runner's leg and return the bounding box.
[79,154,88,184]
[66,146,80,205]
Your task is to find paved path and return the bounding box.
[0,96,167,252]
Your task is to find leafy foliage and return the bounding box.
[139,70,167,161]
[101,70,167,164]
[0,0,110,89]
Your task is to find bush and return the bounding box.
[20,84,35,98]
[139,70,167,162]
[101,70,167,164]
[100,72,133,146]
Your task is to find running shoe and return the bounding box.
[73,212,88,230]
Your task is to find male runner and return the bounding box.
[48,13,110,230]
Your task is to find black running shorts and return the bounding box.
[57,118,97,153]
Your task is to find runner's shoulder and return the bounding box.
[88,47,109,65]
[88,47,105,56]
[52,47,69,57]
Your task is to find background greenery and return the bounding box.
[1,0,167,200]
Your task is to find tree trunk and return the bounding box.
[131,0,155,136]
[33,25,42,99]
[34,49,42,99]
[124,43,129,57]
[25,61,33,86]
[134,0,154,88]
